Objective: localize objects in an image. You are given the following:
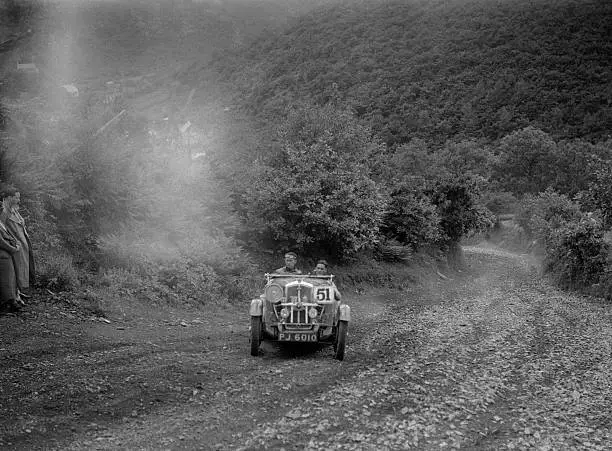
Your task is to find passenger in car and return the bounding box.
[274,252,302,274]
[313,259,330,276]
[313,259,341,301]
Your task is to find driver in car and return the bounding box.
[274,252,302,274]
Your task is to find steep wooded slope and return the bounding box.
[211,0,612,145]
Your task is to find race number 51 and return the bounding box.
[316,287,332,301]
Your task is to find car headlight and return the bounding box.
[280,308,290,319]
[308,307,318,319]
[265,284,284,303]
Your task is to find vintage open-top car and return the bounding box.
[249,273,350,360]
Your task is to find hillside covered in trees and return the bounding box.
[209,0,612,145]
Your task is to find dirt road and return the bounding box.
[1,245,611,450]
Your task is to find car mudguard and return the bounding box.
[250,298,263,316]
[339,304,351,322]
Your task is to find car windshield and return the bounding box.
[266,274,333,286]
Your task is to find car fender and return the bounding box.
[339,304,351,322]
[250,297,263,316]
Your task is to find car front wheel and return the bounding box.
[250,316,262,356]
[334,320,348,361]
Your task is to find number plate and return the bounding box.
[278,332,317,342]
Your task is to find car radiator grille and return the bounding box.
[274,305,309,324]
[288,308,307,324]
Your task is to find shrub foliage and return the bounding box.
[544,218,609,290]
[517,191,610,292]
[380,177,441,250]
[242,104,386,259]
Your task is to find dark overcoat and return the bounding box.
[5,210,35,288]
[0,225,18,303]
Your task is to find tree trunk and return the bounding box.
[447,241,465,270]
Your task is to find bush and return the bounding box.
[36,252,81,292]
[580,160,612,228]
[60,117,152,237]
[380,176,441,250]
[332,255,418,291]
[515,189,581,242]
[544,218,609,290]
[494,127,558,195]
[89,267,174,307]
[551,139,610,197]
[428,175,494,245]
[591,271,612,302]
[161,260,260,304]
[512,190,610,293]
[374,238,413,263]
[482,190,518,216]
[91,259,258,307]
[96,224,260,304]
[97,224,255,275]
[241,104,386,260]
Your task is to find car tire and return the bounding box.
[334,320,348,361]
[250,316,262,356]
[333,327,338,352]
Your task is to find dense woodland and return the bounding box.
[1,0,611,307]
[211,0,612,144]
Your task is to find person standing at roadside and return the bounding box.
[1,186,35,299]
[0,190,21,312]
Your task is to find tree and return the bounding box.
[386,138,442,180]
[428,175,494,267]
[1,0,40,24]
[382,137,494,263]
[242,104,386,260]
[494,126,557,195]
[515,189,581,241]
[581,160,612,229]
[544,217,608,290]
[549,139,611,197]
[438,139,495,179]
[380,176,441,250]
